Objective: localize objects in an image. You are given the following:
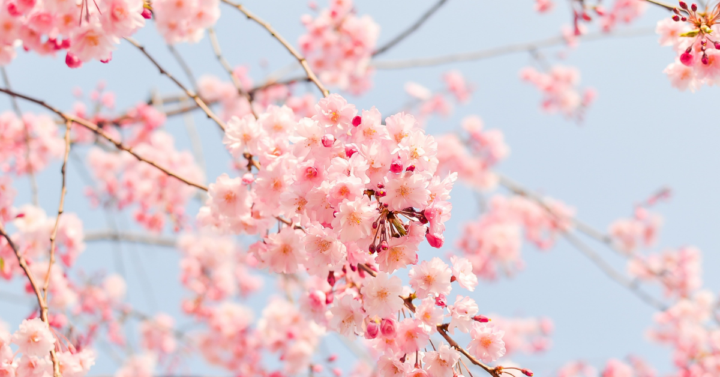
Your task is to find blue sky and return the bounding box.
[2,0,718,375]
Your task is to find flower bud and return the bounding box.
[376,182,385,189]
[680,52,694,66]
[405,165,416,172]
[473,315,490,323]
[380,318,396,337]
[352,116,362,127]
[672,15,680,21]
[679,1,688,9]
[435,294,447,307]
[390,160,403,173]
[368,244,376,254]
[322,134,335,147]
[65,52,82,69]
[691,3,697,11]
[141,8,152,18]
[426,232,444,248]
[365,319,379,339]
[702,54,710,65]
[345,144,358,158]
[327,271,336,287]
[521,369,534,377]
[379,241,389,251]
[328,354,338,362]
[241,173,254,185]
[325,291,334,305]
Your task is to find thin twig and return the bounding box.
[207,27,259,119]
[373,0,448,56]
[167,44,198,91]
[83,230,177,247]
[644,0,679,11]
[562,232,667,311]
[0,225,61,376]
[221,0,330,97]
[0,87,208,191]
[372,27,654,70]
[43,120,72,303]
[124,37,227,132]
[2,67,38,205]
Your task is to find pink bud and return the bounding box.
[426,233,444,248]
[672,15,680,21]
[691,3,697,11]
[141,7,152,18]
[473,315,490,323]
[380,318,396,337]
[522,369,534,377]
[376,190,386,197]
[328,354,338,362]
[368,244,376,254]
[390,160,403,173]
[60,39,70,49]
[6,2,20,16]
[327,271,336,287]
[352,116,362,127]
[376,182,384,189]
[680,52,694,66]
[322,134,335,147]
[405,165,415,172]
[65,52,82,69]
[325,291,334,305]
[679,1,688,9]
[379,241,389,251]
[365,320,379,339]
[702,54,709,65]
[241,173,254,185]
[305,166,318,179]
[435,294,447,308]
[345,144,358,158]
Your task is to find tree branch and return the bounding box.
[0,225,61,376]
[221,0,330,97]
[83,230,177,247]
[373,0,449,57]
[124,37,227,132]
[372,27,654,70]
[207,27,259,119]
[0,87,209,192]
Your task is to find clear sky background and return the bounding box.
[1,0,718,375]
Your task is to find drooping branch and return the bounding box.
[0,87,209,191]
[496,173,668,311]
[43,120,72,304]
[373,0,449,56]
[643,0,679,11]
[220,0,330,97]
[207,27,259,119]
[372,27,654,70]
[124,38,228,132]
[0,225,61,376]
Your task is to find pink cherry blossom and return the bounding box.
[361,272,403,318]
[467,323,506,363]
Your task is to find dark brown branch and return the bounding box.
[373,0,448,56]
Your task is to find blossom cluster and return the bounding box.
[299,0,380,94]
[520,65,597,121]
[0,0,149,66]
[456,195,574,280]
[0,111,64,175]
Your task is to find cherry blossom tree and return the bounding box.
[0,0,717,376]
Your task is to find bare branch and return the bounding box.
[372,27,654,70]
[207,27,259,119]
[644,0,679,11]
[0,87,209,192]
[221,0,330,97]
[124,37,228,132]
[373,0,448,56]
[84,230,177,248]
[43,120,72,304]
